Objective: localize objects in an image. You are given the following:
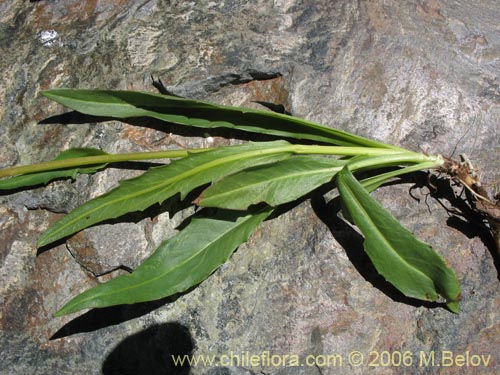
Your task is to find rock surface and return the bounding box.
[0,0,499,374]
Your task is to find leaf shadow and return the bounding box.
[39,111,325,145]
[50,284,201,339]
[310,193,446,310]
[50,297,175,339]
[39,111,273,143]
[101,322,194,375]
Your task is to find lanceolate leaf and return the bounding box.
[0,148,108,190]
[336,167,461,312]
[198,155,347,209]
[38,141,292,247]
[42,89,402,150]
[56,207,272,315]
[198,153,442,210]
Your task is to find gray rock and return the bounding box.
[0,0,499,374]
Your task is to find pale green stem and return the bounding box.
[346,152,444,170]
[359,161,441,192]
[0,148,211,178]
[292,145,412,157]
[0,144,441,179]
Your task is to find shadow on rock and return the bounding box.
[39,110,278,143]
[101,322,194,375]
[50,297,174,339]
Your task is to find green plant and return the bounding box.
[1,88,497,316]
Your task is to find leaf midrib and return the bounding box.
[204,165,343,203]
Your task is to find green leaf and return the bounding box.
[336,167,461,311]
[198,155,347,209]
[38,141,292,247]
[198,152,442,211]
[0,148,108,190]
[55,207,272,315]
[42,89,402,149]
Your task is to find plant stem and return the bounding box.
[0,148,211,178]
[359,161,441,192]
[0,144,442,179]
[346,152,443,170]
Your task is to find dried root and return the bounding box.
[439,154,500,252]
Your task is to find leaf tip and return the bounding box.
[41,89,58,99]
[54,308,69,317]
[54,301,76,317]
[54,294,93,317]
[37,235,50,249]
[446,301,460,314]
[37,230,60,249]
